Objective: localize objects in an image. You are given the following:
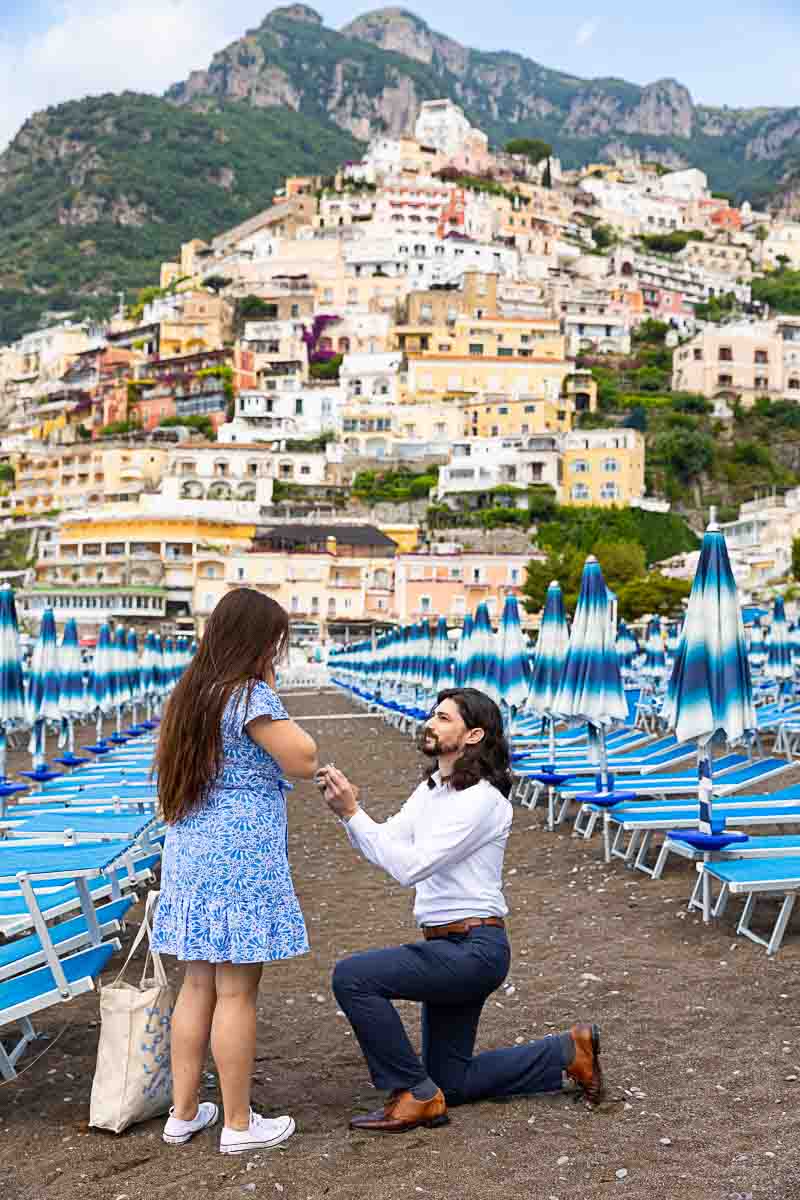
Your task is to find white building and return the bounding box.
[414,99,489,164]
[436,436,562,504]
[344,233,518,289]
[340,352,404,406]
[218,383,342,444]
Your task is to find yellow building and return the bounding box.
[562,429,645,507]
[158,294,233,358]
[6,445,169,518]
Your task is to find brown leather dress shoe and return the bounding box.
[566,1023,605,1106]
[350,1088,449,1133]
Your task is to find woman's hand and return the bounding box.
[316,765,360,820]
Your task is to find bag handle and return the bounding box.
[112,890,168,989]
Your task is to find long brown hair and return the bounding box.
[424,688,512,797]
[155,588,289,823]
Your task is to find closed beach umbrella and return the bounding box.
[666,621,682,659]
[414,618,433,693]
[26,608,62,770]
[662,519,755,915]
[495,595,530,718]
[615,619,638,673]
[428,617,453,696]
[0,586,25,780]
[554,556,627,786]
[527,581,569,764]
[89,622,116,740]
[454,613,473,688]
[464,602,500,706]
[748,616,766,671]
[642,616,666,679]
[126,629,142,703]
[767,595,793,684]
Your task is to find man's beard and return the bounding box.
[417,728,461,758]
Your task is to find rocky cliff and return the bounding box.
[166,6,800,201]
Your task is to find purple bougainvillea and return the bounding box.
[302,313,341,364]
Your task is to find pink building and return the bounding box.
[384,551,540,627]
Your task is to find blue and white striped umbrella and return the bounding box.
[161,637,175,696]
[112,625,131,709]
[528,581,569,717]
[428,617,453,695]
[642,616,666,679]
[464,602,500,706]
[26,609,62,726]
[59,618,87,719]
[767,595,793,683]
[748,616,767,671]
[663,521,755,838]
[554,558,627,728]
[496,595,530,715]
[454,614,473,687]
[89,623,116,735]
[126,629,142,703]
[615,619,638,672]
[0,585,25,731]
[414,618,433,692]
[26,608,62,768]
[786,619,800,667]
[554,556,627,785]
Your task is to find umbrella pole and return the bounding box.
[698,748,714,923]
[548,716,556,770]
[96,708,103,743]
[0,725,5,785]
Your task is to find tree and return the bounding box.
[542,159,552,189]
[792,535,800,580]
[594,541,647,592]
[623,405,648,432]
[522,546,584,613]
[617,572,691,620]
[650,428,714,483]
[592,224,617,252]
[504,138,552,165]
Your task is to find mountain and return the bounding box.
[169,5,800,199]
[2,3,800,343]
[0,92,359,343]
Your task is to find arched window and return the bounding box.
[603,457,619,473]
[600,482,620,500]
[571,483,590,501]
[571,459,590,474]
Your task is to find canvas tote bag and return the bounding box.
[90,890,174,1133]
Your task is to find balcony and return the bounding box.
[464,579,488,588]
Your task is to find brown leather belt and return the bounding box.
[422,917,505,940]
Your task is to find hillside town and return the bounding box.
[1,96,797,644]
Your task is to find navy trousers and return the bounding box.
[332,926,566,1106]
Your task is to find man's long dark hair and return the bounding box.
[427,687,512,797]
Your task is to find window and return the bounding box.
[571,459,590,474]
[237,566,245,581]
[204,593,214,610]
[755,350,769,364]
[718,374,733,387]
[300,465,311,476]
[469,343,484,356]
[452,595,466,615]
[603,457,619,473]
[754,375,769,389]
[291,595,300,613]
[524,405,535,413]
[323,289,333,302]
[290,304,299,318]
[693,348,703,361]
[508,566,520,585]
[600,482,620,500]
[789,378,800,391]
[571,482,590,500]
[419,595,432,613]
[718,347,732,361]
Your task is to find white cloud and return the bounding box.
[0,0,269,151]
[574,19,599,47]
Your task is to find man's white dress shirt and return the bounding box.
[344,771,513,927]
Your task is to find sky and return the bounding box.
[1,0,798,151]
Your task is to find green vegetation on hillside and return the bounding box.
[0,93,361,342]
[752,268,800,315]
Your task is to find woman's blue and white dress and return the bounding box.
[152,681,309,964]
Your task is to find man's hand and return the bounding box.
[315,765,360,820]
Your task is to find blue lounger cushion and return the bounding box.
[704,856,800,888]
[0,897,134,975]
[0,943,116,1019]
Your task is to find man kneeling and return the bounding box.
[317,687,604,1133]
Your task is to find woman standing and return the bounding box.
[152,589,318,1154]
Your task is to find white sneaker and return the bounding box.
[219,1109,296,1155]
[163,1101,219,1145]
